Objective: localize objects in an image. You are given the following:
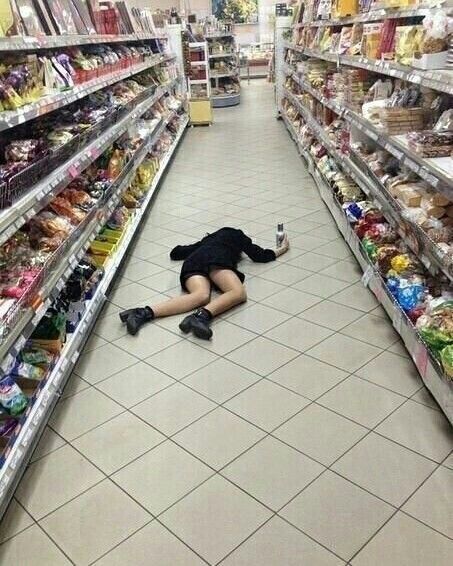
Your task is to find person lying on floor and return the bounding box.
[119,227,290,339]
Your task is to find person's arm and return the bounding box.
[169,241,201,260]
[241,231,289,263]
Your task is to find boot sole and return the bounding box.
[119,310,133,323]
[192,326,213,341]
[179,318,192,334]
[126,322,139,336]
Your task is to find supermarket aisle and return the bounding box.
[1,81,452,565]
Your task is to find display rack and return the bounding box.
[278,1,453,423]
[0,29,188,518]
[207,33,241,107]
[0,32,167,52]
[239,43,274,82]
[0,53,174,132]
[186,41,213,124]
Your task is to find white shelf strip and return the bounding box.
[0,32,167,52]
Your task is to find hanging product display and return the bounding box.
[0,27,188,520]
[279,0,453,423]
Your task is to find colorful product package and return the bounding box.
[0,376,28,416]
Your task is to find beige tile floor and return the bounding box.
[1,81,452,565]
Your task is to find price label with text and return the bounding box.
[68,165,79,179]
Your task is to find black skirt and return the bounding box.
[180,248,245,291]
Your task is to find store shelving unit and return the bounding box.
[187,41,213,124]
[0,31,188,518]
[239,43,274,82]
[0,53,174,132]
[278,3,453,422]
[0,32,167,51]
[207,33,241,107]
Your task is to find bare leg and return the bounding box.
[206,269,247,317]
[152,275,211,318]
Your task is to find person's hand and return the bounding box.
[275,234,290,257]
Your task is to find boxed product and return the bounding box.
[412,14,450,70]
[395,25,423,66]
[332,0,358,18]
[360,23,383,60]
[380,107,425,134]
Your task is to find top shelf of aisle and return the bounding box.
[284,42,453,95]
[294,5,435,28]
[0,33,167,52]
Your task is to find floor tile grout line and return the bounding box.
[346,443,452,562]
[153,517,212,566]
[85,518,156,566]
[59,306,438,480]
[0,499,38,546]
[34,521,77,565]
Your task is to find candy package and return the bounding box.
[0,376,28,416]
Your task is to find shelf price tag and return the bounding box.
[68,165,79,179]
[392,309,404,334]
[412,342,428,379]
[404,157,420,174]
[361,265,373,287]
[89,147,100,160]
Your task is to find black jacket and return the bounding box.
[170,227,276,288]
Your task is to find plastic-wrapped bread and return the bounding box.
[422,190,451,208]
[421,197,446,219]
[399,187,422,207]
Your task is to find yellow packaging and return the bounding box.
[333,0,359,18]
[395,25,423,65]
[385,0,415,7]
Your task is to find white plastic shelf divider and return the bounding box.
[0,32,167,51]
[0,54,175,132]
[0,116,188,520]
[205,33,234,39]
[0,77,180,246]
[282,86,453,282]
[210,71,238,79]
[284,42,453,96]
[281,109,453,424]
[209,52,236,58]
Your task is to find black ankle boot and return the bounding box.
[121,307,154,336]
[179,308,213,340]
[119,309,134,323]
